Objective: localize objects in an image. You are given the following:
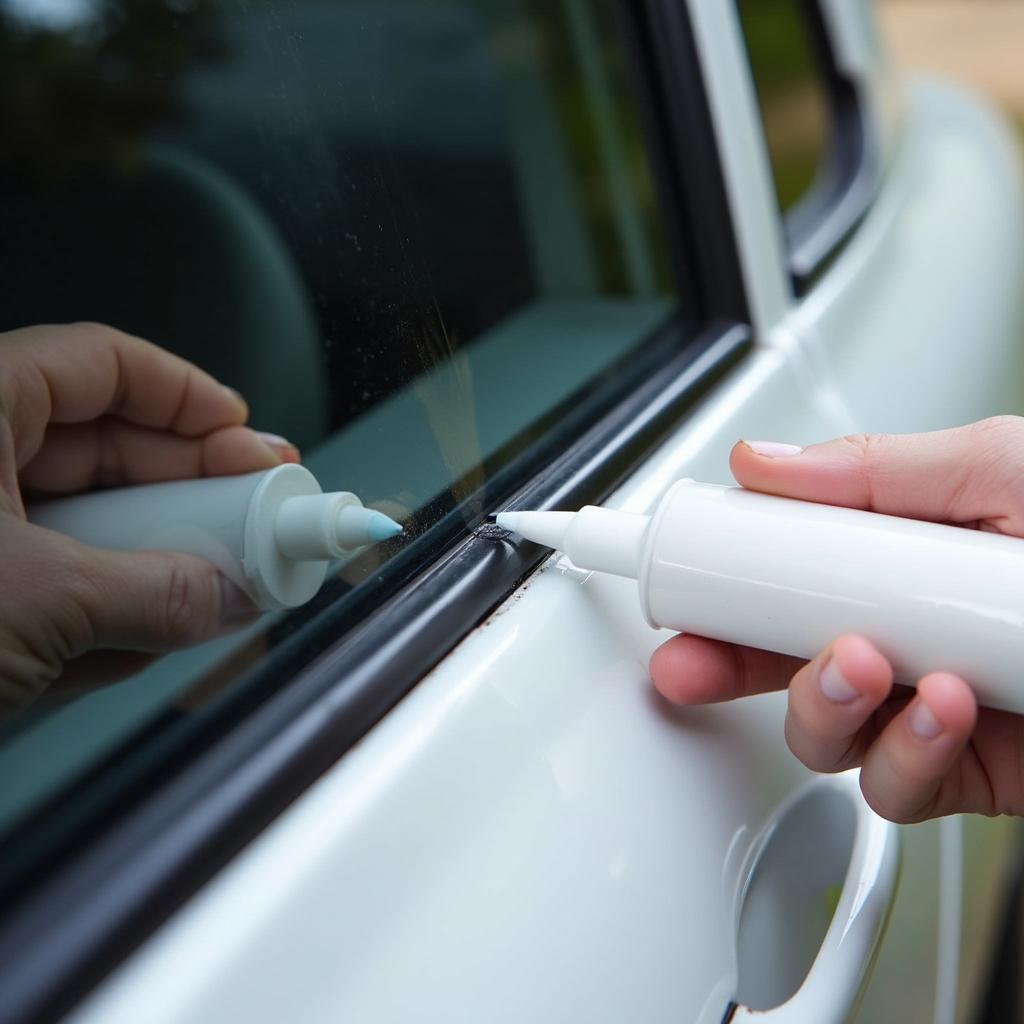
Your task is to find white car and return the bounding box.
[0,1,1022,1022]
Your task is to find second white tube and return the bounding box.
[29,465,401,610]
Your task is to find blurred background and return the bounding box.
[741,0,1024,292]
[880,0,1024,141]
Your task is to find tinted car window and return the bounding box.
[0,0,691,836]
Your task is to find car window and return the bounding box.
[737,0,831,213]
[0,0,691,841]
[737,0,875,287]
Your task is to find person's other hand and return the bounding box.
[0,322,299,713]
[650,417,1024,822]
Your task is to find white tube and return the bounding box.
[29,465,402,610]
[498,480,1024,714]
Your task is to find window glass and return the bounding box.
[737,0,831,212]
[0,0,690,838]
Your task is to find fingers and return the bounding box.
[858,673,977,822]
[70,544,260,654]
[657,631,1002,823]
[649,633,804,704]
[784,635,896,773]
[729,416,1024,532]
[1,323,249,467]
[0,516,261,716]
[781,637,980,822]
[20,421,297,494]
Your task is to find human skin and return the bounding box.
[0,322,299,713]
[649,418,1024,823]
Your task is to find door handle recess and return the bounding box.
[726,771,901,1023]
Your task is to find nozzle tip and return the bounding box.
[367,510,404,542]
[494,511,521,533]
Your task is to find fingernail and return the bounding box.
[255,431,301,465]
[820,657,858,703]
[219,576,259,626]
[744,440,804,457]
[908,699,944,740]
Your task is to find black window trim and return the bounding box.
[0,3,751,1021]
[743,0,882,292]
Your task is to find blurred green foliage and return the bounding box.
[737,0,829,212]
[738,0,820,90]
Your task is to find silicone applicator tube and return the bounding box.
[498,479,1024,714]
[29,464,403,610]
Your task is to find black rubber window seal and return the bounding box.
[739,0,883,293]
[784,0,881,291]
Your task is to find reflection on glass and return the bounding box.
[0,0,685,837]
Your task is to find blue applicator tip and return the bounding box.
[367,510,404,542]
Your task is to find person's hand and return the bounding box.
[650,417,1024,823]
[0,322,300,713]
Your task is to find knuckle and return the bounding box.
[790,739,854,775]
[783,709,837,773]
[51,548,100,648]
[838,432,880,458]
[157,561,214,645]
[785,673,866,775]
[968,415,1024,471]
[69,320,128,342]
[69,322,148,359]
[835,433,895,509]
[964,417,1024,516]
[858,779,905,823]
[837,432,871,457]
[68,320,125,346]
[815,748,856,774]
[970,414,1024,442]
[859,776,925,825]
[836,431,896,470]
[962,413,1019,468]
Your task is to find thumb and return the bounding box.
[730,417,1024,534]
[72,546,259,653]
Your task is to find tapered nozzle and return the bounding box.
[496,506,650,579]
[275,494,403,560]
[496,510,574,549]
[338,505,404,547]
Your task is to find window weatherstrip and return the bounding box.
[784,0,881,290]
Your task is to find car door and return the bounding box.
[0,2,1021,1023]
[715,1,1024,1020]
